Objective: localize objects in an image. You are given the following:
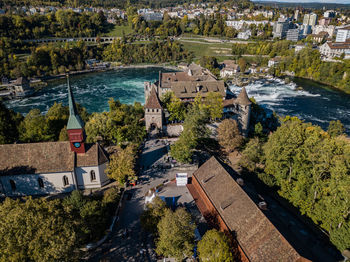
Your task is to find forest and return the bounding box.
[0,188,120,261]
[240,117,350,252]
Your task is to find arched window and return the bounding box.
[63,176,69,186]
[90,170,96,182]
[38,178,44,188]
[9,180,16,191]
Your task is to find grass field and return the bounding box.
[106,25,133,37]
[179,40,233,58]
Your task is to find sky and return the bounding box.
[253,0,350,3]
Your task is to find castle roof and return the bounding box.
[193,157,307,262]
[171,81,226,100]
[0,142,108,176]
[236,87,252,106]
[145,87,162,109]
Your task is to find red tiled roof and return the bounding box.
[145,87,162,109]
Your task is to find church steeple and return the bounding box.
[66,75,86,154]
[67,76,84,130]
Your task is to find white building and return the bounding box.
[226,20,269,30]
[303,13,318,27]
[0,79,110,197]
[336,26,350,42]
[313,25,335,37]
[320,42,350,58]
[237,30,251,40]
[220,60,240,77]
[268,57,281,67]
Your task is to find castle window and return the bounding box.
[9,180,16,191]
[63,176,69,186]
[90,170,96,182]
[152,109,154,112]
[38,178,44,188]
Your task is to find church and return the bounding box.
[0,78,110,197]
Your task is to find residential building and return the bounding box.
[220,60,240,78]
[295,44,306,52]
[336,26,350,42]
[286,28,301,42]
[273,17,291,39]
[303,13,318,27]
[313,25,335,37]
[324,10,336,18]
[319,18,332,26]
[12,77,34,97]
[0,78,110,197]
[310,32,329,43]
[294,9,300,21]
[226,20,269,30]
[237,30,251,40]
[268,57,281,67]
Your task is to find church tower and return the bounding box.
[66,76,86,154]
[144,87,163,131]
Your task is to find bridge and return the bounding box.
[24,36,121,44]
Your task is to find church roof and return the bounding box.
[193,157,306,262]
[145,87,162,109]
[236,87,252,106]
[67,77,85,130]
[0,142,108,176]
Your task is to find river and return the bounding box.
[5,68,350,134]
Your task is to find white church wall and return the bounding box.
[75,163,109,189]
[0,172,75,196]
[98,162,110,186]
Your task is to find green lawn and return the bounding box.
[179,40,233,58]
[106,25,133,37]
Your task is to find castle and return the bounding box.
[144,63,252,136]
[0,77,110,197]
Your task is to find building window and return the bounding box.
[38,178,44,188]
[9,179,16,191]
[63,176,69,186]
[90,170,96,182]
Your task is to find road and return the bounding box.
[87,139,175,262]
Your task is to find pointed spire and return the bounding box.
[67,75,85,130]
[236,87,252,106]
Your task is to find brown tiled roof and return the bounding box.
[236,87,252,106]
[193,157,305,262]
[327,42,350,50]
[160,70,216,89]
[144,87,162,109]
[171,81,226,100]
[0,142,108,176]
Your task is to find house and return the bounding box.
[188,156,311,262]
[220,60,240,78]
[336,26,350,42]
[12,77,34,97]
[310,32,329,43]
[295,44,306,53]
[0,78,110,197]
[268,57,281,67]
[237,30,251,40]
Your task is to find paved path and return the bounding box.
[87,140,175,262]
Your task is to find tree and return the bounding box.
[237,58,247,72]
[167,94,186,122]
[156,208,196,261]
[205,92,223,120]
[106,145,136,185]
[239,137,263,172]
[327,120,345,137]
[0,102,22,144]
[18,108,49,142]
[197,229,234,262]
[218,119,243,152]
[140,197,168,235]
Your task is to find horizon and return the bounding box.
[253,0,350,4]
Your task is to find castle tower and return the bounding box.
[236,87,252,137]
[66,76,86,154]
[144,87,163,131]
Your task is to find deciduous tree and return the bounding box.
[218,119,243,152]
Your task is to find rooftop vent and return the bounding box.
[236,178,244,186]
[258,201,268,210]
